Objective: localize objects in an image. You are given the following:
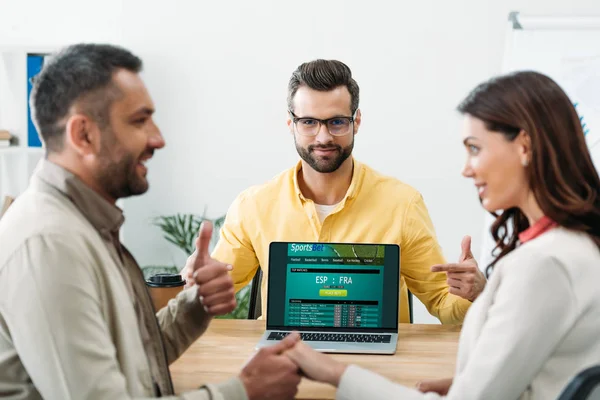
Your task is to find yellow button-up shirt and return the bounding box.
[212,159,471,324]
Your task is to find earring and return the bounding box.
[522,159,529,167]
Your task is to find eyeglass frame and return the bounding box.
[288,110,357,137]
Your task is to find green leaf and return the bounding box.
[151,212,225,258]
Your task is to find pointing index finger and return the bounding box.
[431,263,474,273]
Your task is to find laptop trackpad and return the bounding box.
[305,340,397,354]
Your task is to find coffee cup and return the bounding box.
[146,273,185,311]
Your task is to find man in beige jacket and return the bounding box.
[0,43,301,399]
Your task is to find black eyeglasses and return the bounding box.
[289,111,356,137]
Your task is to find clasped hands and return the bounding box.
[243,333,452,399]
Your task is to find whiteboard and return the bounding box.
[480,12,600,268]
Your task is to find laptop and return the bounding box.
[256,242,400,354]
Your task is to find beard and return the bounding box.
[295,136,354,173]
[95,134,152,200]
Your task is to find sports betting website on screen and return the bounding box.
[267,243,399,331]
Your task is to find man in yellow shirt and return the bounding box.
[184,59,485,324]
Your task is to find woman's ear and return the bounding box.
[516,130,532,166]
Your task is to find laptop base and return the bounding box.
[256,330,398,354]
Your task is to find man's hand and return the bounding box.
[240,333,302,400]
[190,221,236,316]
[416,377,453,395]
[181,258,194,289]
[181,250,197,289]
[431,235,486,302]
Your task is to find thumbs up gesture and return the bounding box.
[185,221,237,315]
[430,236,486,302]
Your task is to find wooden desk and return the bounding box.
[170,320,461,400]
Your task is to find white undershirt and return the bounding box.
[314,202,340,223]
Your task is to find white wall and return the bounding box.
[2,0,600,323]
[0,0,124,201]
[0,0,123,46]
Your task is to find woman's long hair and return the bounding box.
[457,71,600,274]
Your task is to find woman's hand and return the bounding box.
[284,337,348,387]
[416,377,453,395]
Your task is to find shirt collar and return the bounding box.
[35,159,125,235]
[518,215,558,244]
[292,157,364,202]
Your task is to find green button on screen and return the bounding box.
[319,289,348,297]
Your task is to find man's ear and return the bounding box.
[353,109,362,136]
[287,110,294,135]
[64,114,101,156]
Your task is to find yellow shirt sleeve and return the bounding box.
[211,193,259,293]
[400,193,471,324]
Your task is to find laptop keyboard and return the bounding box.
[267,331,391,343]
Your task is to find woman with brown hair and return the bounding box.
[281,71,600,399]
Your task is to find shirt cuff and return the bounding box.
[437,296,471,325]
[171,287,212,334]
[182,378,248,400]
[212,377,248,400]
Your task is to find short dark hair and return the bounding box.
[287,59,359,115]
[30,43,143,152]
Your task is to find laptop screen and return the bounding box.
[266,242,400,332]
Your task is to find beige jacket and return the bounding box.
[0,160,247,400]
